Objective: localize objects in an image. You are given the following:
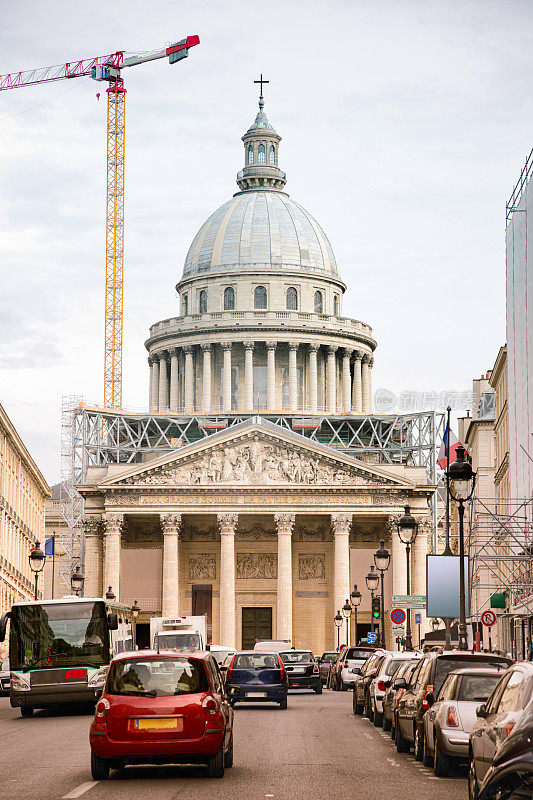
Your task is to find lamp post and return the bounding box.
[105,586,116,601]
[350,584,362,646]
[447,445,476,651]
[71,565,85,597]
[397,505,418,650]
[334,610,343,650]
[432,617,441,632]
[342,599,352,647]
[29,541,46,600]
[374,538,391,648]
[365,565,379,635]
[131,599,141,650]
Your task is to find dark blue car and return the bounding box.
[224,651,288,709]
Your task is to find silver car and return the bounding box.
[423,667,504,777]
[0,659,10,695]
[369,652,421,727]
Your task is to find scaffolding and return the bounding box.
[58,396,85,595]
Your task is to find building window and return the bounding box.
[258,144,266,164]
[224,286,235,310]
[199,290,207,314]
[254,285,267,309]
[253,365,267,410]
[286,287,298,311]
[248,145,254,165]
[269,145,275,165]
[333,295,339,317]
[182,293,188,316]
[314,290,323,314]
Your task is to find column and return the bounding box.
[331,513,352,644]
[150,355,160,412]
[183,345,194,412]
[326,345,337,413]
[222,342,232,412]
[244,341,254,410]
[160,513,182,616]
[83,517,103,599]
[361,354,370,413]
[342,348,352,412]
[148,357,154,411]
[388,514,406,599]
[288,343,298,411]
[266,342,277,410]
[218,513,238,648]
[275,513,295,642]
[352,351,362,413]
[169,348,179,412]
[413,517,430,639]
[308,343,319,413]
[201,343,212,413]
[103,512,123,601]
[158,351,169,411]
[368,357,374,413]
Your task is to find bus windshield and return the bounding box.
[9,601,109,670]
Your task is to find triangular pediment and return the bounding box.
[98,418,417,491]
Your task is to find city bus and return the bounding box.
[0,596,132,716]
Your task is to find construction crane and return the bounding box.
[0,36,200,409]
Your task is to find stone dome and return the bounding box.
[182,190,338,278]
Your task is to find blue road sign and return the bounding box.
[367,632,377,644]
[414,613,422,625]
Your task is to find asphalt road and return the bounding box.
[0,690,468,800]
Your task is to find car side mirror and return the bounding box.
[352,667,361,674]
[107,613,118,631]
[219,665,228,672]
[476,704,487,718]
[426,692,435,707]
[393,678,407,689]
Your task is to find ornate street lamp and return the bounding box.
[447,445,476,651]
[71,565,85,596]
[29,541,46,600]
[431,617,441,632]
[342,599,352,647]
[350,584,362,646]
[365,565,379,635]
[131,599,141,650]
[374,539,391,648]
[334,610,343,650]
[397,505,418,650]
[105,586,116,601]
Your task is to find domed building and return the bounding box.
[79,94,433,654]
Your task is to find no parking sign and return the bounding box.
[390,608,406,625]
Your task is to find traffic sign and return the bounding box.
[481,610,497,627]
[390,608,406,625]
[414,613,422,625]
[392,625,405,636]
[367,631,377,644]
[391,594,426,609]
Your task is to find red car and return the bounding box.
[89,650,234,779]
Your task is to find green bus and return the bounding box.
[0,596,132,716]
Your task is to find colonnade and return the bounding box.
[148,341,374,415]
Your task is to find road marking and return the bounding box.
[62,782,99,799]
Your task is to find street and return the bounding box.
[0,691,467,800]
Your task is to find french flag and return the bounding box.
[437,424,463,470]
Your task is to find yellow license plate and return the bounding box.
[134,717,179,730]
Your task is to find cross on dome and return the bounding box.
[254,73,269,106]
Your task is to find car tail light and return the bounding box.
[227,655,235,681]
[422,685,434,711]
[203,696,218,716]
[277,655,286,681]
[377,680,387,692]
[95,698,110,718]
[505,722,515,738]
[446,706,459,727]
[313,663,319,674]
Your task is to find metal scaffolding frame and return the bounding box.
[58,396,85,595]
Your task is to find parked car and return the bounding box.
[369,652,420,727]
[395,651,512,762]
[209,646,236,667]
[253,640,292,653]
[224,651,288,708]
[478,693,533,800]
[388,660,420,738]
[352,651,388,716]
[317,651,338,685]
[89,650,234,780]
[330,645,377,691]
[279,650,322,693]
[423,667,503,776]
[469,661,533,800]
[0,659,10,695]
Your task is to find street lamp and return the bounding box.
[334,610,343,650]
[365,565,379,635]
[350,584,362,646]
[342,599,352,647]
[431,617,441,632]
[71,565,85,596]
[131,599,141,650]
[29,541,46,600]
[447,445,476,651]
[374,539,391,648]
[397,505,418,650]
[105,586,116,601]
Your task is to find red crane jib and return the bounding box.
[0,52,124,91]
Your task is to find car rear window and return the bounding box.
[458,674,501,702]
[279,651,313,663]
[107,657,208,697]
[234,654,279,669]
[347,649,374,660]
[434,657,510,693]
[385,659,410,677]
[321,653,338,663]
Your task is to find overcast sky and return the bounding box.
[1,0,533,486]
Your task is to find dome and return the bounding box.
[182,190,338,278]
